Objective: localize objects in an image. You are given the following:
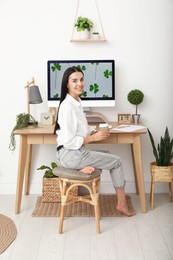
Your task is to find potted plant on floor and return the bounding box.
[37,162,78,202]
[75,16,93,39]
[148,127,173,209]
[127,89,144,124]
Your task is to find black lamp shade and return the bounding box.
[29,85,43,104]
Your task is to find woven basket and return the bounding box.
[42,176,78,202]
[150,162,173,182]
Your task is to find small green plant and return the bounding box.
[37,162,58,178]
[148,127,173,166]
[9,113,37,152]
[127,89,144,115]
[75,16,93,32]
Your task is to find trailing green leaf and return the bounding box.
[9,113,37,152]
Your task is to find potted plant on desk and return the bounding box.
[9,113,37,152]
[127,89,144,124]
[148,127,173,209]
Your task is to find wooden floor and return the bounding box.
[0,194,173,260]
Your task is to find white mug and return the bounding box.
[99,123,109,131]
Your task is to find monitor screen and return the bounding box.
[47,59,115,107]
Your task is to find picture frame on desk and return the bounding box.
[118,113,132,124]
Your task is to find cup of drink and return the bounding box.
[99,123,109,131]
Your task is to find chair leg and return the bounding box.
[94,204,100,234]
[59,205,65,234]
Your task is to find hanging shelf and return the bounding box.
[71,0,107,42]
[71,38,107,42]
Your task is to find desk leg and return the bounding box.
[130,144,139,194]
[132,135,147,213]
[24,144,32,195]
[15,135,27,214]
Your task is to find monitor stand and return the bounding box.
[85,112,108,124]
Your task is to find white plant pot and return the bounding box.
[92,34,100,39]
[78,30,90,39]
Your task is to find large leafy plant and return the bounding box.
[75,16,93,32]
[148,127,173,166]
[37,162,58,178]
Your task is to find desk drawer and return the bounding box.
[118,134,133,143]
[27,135,44,144]
[44,135,56,144]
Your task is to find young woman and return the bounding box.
[55,66,135,216]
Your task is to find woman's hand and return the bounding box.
[83,130,110,144]
[91,131,110,142]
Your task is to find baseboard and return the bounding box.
[0,181,171,194]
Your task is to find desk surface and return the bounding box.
[14,122,147,135]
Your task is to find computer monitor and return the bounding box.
[47,59,115,108]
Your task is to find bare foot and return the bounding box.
[79,166,95,175]
[116,205,136,217]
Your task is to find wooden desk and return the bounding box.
[14,123,147,214]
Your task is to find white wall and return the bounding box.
[0,0,173,195]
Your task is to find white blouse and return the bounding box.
[56,94,92,150]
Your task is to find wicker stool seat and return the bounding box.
[53,167,101,234]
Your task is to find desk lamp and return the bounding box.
[24,77,43,123]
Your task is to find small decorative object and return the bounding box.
[75,16,93,39]
[148,127,173,209]
[40,112,53,125]
[37,162,78,202]
[127,89,144,124]
[118,113,131,123]
[9,113,37,152]
[92,32,100,39]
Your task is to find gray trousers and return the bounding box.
[56,146,125,188]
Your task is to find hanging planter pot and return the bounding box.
[78,30,90,39]
[75,16,93,40]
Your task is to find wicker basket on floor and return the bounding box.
[42,176,78,202]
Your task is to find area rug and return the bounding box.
[32,195,135,217]
[0,214,17,254]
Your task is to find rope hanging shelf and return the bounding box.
[71,0,107,42]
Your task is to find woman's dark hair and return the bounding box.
[54,66,84,132]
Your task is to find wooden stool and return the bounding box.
[53,167,101,234]
[150,163,173,209]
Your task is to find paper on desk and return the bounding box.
[112,125,146,132]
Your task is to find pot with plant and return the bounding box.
[74,16,93,39]
[92,32,100,39]
[37,162,78,202]
[127,89,144,124]
[9,113,37,152]
[148,127,173,209]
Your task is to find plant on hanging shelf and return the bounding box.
[75,16,94,32]
[92,31,100,39]
[74,16,93,39]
